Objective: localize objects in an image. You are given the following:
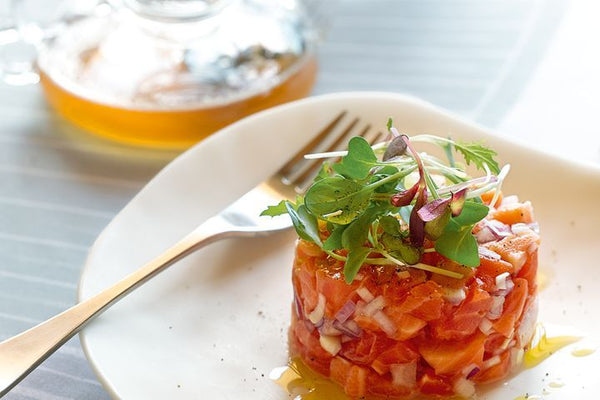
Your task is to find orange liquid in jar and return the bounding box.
[39,56,317,149]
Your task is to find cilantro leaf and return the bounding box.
[333,136,378,179]
[455,141,500,174]
[434,220,480,267]
[344,246,371,283]
[305,177,372,224]
[285,203,322,246]
[260,200,288,217]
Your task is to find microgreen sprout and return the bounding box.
[262,120,508,283]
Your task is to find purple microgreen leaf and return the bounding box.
[409,187,427,246]
[417,197,451,222]
[390,183,419,207]
[383,136,408,161]
[450,188,467,217]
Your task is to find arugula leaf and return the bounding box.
[455,141,500,174]
[285,203,322,246]
[453,201,489,226]
[260,200,288,217]
[344,246,371,283]
[434,220,480,267]
[333,137,378,179]
[323,224,347,250]
[305,177,372,224]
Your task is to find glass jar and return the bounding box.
[1,0,319,148]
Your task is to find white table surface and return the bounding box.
[4,0,597,399]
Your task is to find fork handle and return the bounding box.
[0,216,240,397]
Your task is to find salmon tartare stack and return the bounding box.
[263,122,539,398]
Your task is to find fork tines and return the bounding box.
[279,111,385,193]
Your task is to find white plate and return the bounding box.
[79,92,600,400]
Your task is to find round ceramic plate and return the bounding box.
[79,92,600,400]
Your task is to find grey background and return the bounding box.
[0,0,567,398]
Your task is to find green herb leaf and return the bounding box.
[285,203,322,246]
[341,209,375,250]
[333,136,378,179]
[305,177,372,224]
[453,201,489,226]
[315,161,333,181]
[260,200,288,217]
[323,224,347,251]
[434,220,480,267]
[372,166,400,193]
[379,215,401,236]
[455,141,500,174]
[344,246,371,283]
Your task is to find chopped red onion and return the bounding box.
[527,222,540,234]
[487,219,512,236]
[494,272,511,291]
[453,377,475,398]
[335,301,356,323]
[319,334,341,356]
[494,275,515,296]
[466,367,480,379]
[475,226,500,244]
[482,355,501,370]
[478,318,494,335]
[318,319,342,336]
[479,247,501,260]
[293,292,303,318]
[356,287,375,302]
[308,294,326,324]
[363,296,386,316]
[333,319,363,338]
[373,310,397,337]
[487,296,505,320]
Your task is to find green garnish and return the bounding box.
[262,120,507,283]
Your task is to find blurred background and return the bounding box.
[0,0,598,398]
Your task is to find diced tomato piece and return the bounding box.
[329,356,352,387]
[354,313,383,333]
[397,281,444,321]
[484,332,506,354]
[489,202,534,224]
[473,351,511,383]
[371,342,419,375]
[316,269,358,319]
[476,253,513,292]
[295,267,319,312]
[517,251,538,294]
[430,258,475,289]
[344,365,368,398]
[493,278,528,337]
[340,331,394,366]
[431,286,493,340]
[418,369,454,396]
[384,309,427,340]
[481,190,503,208]
[419,332,487,375]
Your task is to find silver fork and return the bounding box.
[0,112,382,397]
